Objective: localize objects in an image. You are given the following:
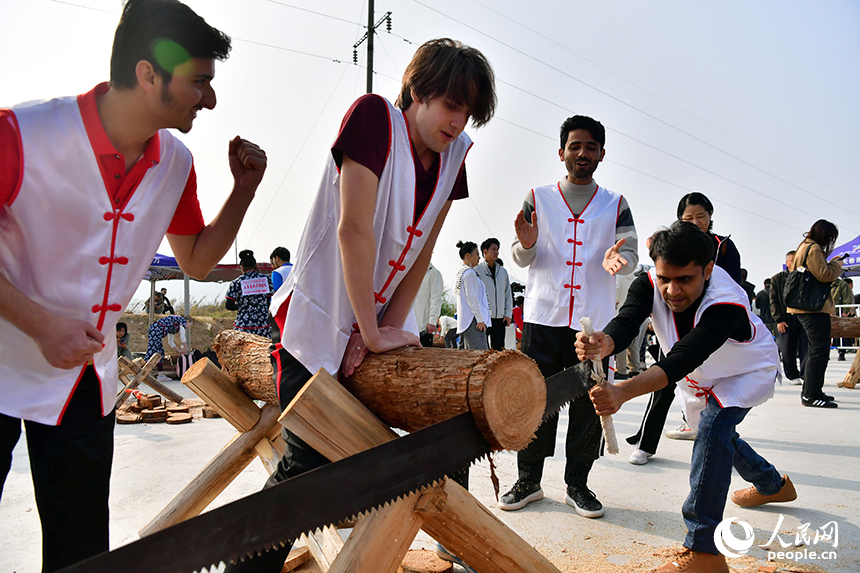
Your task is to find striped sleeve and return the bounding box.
[615,196,638,275]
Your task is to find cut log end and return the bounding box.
[468,350,545,451]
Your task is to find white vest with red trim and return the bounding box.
[648,265,778,430]
[523,183,619,330]
[0,96,192,425]
[271,96,471,376]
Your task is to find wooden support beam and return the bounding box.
[841,350,860,389]
[328,489,435,573]
[115,354,161,409]
[182,358,261,432]
[281,546,312,572]
[118,355,185,405]
[139,403,282,537]
[281,369,561,573]
[300,526,345,572]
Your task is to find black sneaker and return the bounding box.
[565,485,605,518]
[802,396,838,408]
[498,479,543,511]
[820,393,835,401]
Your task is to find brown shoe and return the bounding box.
[731,474,797,507]
[654,548,728,573]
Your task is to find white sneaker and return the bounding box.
[665,421,697,440]
[788,378,803,385]
[628,449,653,465]
[156,373,171,383]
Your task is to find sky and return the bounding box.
[1,0,858,308]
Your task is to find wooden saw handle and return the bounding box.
[579,317,619,455]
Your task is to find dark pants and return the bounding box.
[777,314,807,380]
[516,323,602,486]
[684,397,782,554]
[487,318,507,351]
[626,378,678,455]
[444,329,459,348]
[797,313,832,400]
[0,367,114,572]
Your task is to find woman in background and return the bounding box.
[454,241,491,350]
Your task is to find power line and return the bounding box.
[264,0,362,26]
[409,0,860,219]
[233,37,347,63]
[469,0,850,201]
[244,64,353,245]
[48,0,115,14]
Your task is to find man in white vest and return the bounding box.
[0,1,267,569]
[245,39,496,573]
[576,221,796,573]
[500,115,638,519]
[475,237,513,350]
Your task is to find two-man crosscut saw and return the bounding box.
[58,366,591,573]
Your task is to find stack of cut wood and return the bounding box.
[116,395,202,425]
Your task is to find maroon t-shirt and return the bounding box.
[331,94,468,224]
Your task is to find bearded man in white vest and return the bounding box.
[0,1,267,569]
[233,39,496,573]
[500,115,639,518]
[576,221,797,573]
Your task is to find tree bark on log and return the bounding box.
[830,316,860,338]
[212,330,278,404]
[344,347,545,451]
[214,331,545,452]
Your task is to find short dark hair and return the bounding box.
[116,322,128,332]
[559,115,605,150]
[764,278,771,287]
[480,237,500,254]
[456,240,478,260]
[805,219,839,256]
[239,249,258,271]
[649,221,715,269]
[395,38,496,128]
[676,192,715,232]
[847,278,853,286]
[110,0,231,89]
[786,250,796,257]
[270,246,290,263]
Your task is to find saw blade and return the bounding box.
[57,412,490,573]
[542,362,593,421]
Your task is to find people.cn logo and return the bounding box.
[714,517,756,558]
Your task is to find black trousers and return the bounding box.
[797,313,832,400]
[777,314,807,380]
[487,318,507,351]
[0,367,114,572]
[419,330,435,348]
[516,323,602,486]
[626,378,678,455]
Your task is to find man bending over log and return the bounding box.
[0,1,267,569]
[225,39,497,573]
[575,221,797,573]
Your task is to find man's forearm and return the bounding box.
[615,366,669,402]
[167,187,254,280]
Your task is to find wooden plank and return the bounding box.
[139,403,282,537]
[421,480,560,573]
[300,526,345,572]
[328,491,430,573]
[278,369,398,462]
[282,546,312,572]
[182,358,261,432]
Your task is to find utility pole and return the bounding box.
[353,4,392,94]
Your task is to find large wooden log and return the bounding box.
[344,347,545,451]
[216,332,546,452]
[830,316,860,338]
[213,329,278,404]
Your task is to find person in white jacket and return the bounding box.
[454,241,491,350]
[475,237,513,350]
[413,262,444,347]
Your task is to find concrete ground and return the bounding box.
[1,350,858,572]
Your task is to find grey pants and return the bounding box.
[460,318,489,350]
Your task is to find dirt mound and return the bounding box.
[119,313,235,355]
